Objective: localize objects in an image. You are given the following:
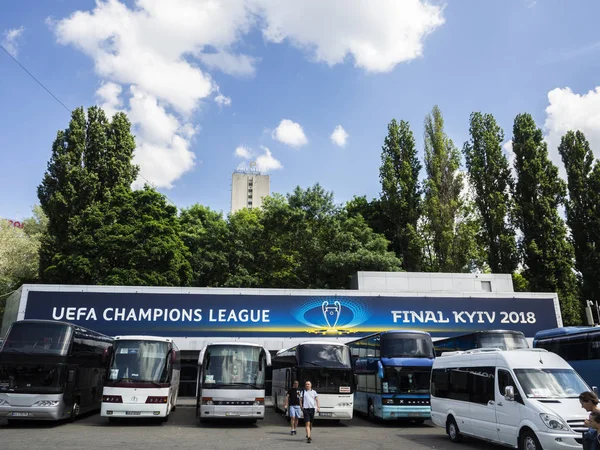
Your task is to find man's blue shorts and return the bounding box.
[289,405,301,418]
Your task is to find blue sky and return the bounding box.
[1,0,600,221]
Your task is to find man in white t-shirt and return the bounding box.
[301,381,320,443]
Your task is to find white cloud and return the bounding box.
[2,26,25,57]
[252,0,444,72]
[330,125,349,147]
[543,87,600,177]
[96,81,123,118]
[52,0,445,188]
[235,145,253,159]
[198,51,257,77]
[272,119,308,147]
[256,146,283,172]
[215,94,232,107]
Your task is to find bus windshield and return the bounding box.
[383,366,431,394]
[301,368,353,394]
[381,334,434,358]
[514,368,588,399]
[203,345,266,389]
[108,340,170,384]
[480,333,528,350]
[298,344,351,368]
[0,363,65,393]
[1,322,72,356]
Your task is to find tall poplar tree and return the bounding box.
[511,114,580,324]
[558,130,600,303]
[422,106,476,272]
[379,119,423,271]
[463,112,518,273]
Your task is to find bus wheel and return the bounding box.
[446,417,463,443]
[68,401,80,423]
[368,401,375,421]
[519,430,541,450]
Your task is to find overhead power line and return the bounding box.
[1,45,177,207]
[1,44,72,113]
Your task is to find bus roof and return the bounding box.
[534,326,600,340]
[276,340,348,356]
[114,335,174,343]
[202,341,267,348]
[11,319,111,339]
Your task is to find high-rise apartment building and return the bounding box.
[230,163,270,214]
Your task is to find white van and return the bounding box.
[431,348,590,450]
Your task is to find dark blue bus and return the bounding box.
[533,327,600,391]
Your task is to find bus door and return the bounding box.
[195,365,201,417]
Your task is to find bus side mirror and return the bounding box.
[377,361,384,379]
[593,386,598,396]
[102,347,112,364]
[505,386,515,401]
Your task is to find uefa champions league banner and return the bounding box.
[23,291,560,338]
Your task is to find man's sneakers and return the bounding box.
[290,430,297,435]
[307,437,312,443]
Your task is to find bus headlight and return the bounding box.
[254,398,264,406]
[33,401,59,407]
[202,397,213,405]
[383,399,394,405]
[540,413,569,431]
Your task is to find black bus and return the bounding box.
[0,320,112,422]
[433,330,528,356]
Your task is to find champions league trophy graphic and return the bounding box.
[321,300,341,330]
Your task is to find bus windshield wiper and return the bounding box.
[4,348,32,355]
[214,382,261,389]
[138,380,163,388]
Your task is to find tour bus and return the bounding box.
[433,330,529,356]
[196,342,271,423]
[272,341,354,421]
[0,319,112,422]
[533,326,600,392]
[347,330,434,422]
[431,348,589,450]
[101,336,180,421]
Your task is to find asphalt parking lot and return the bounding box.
[0,406,501,450]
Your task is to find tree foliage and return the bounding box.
[463,112,518,274]
[511,113,580,324]
[558,131,600,303]
[37,107,190,287]
[422,106,478,272]
[379,119,423,271]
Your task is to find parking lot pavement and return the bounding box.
[0,407,502,450]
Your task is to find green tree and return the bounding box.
[0,207,47,318]
[511,114,580,324]
[558,130,600,303]
[179,205,230,287]
[422,106,478,272]
[463,112,518,273]
[37,106,189,287]
[379,119,423,271]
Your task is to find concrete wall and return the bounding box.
[351,271,514,294]
[231,172,270,214]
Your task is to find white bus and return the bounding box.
[195,342,271,423]
[101,336,180,421]
[272,341,354,421]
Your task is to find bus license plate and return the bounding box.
[408,413,422,417]
[225,412,240,416]
[319,412,332,417]
[11,412,30,417]
[126,411,141,415]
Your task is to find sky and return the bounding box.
[1,0,600,221]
